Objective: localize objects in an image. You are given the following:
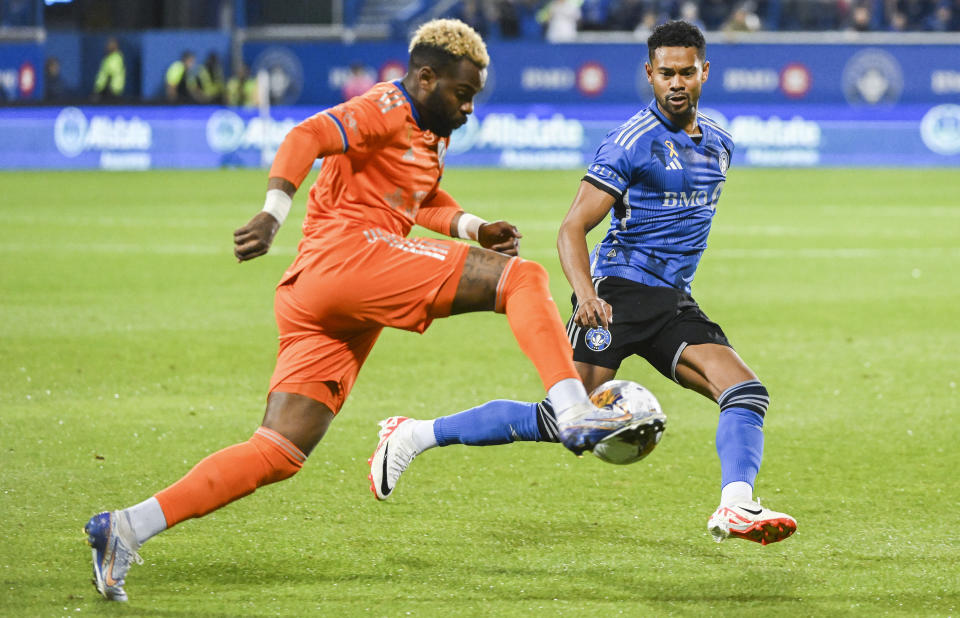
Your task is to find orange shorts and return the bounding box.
[268,226,470,413]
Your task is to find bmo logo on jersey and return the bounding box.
[662,190,707,207]
[663,183,724,210]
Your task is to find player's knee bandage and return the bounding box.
[495,258,549,314]
[717,380,769,419]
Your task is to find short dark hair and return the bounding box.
[647,20,706,62]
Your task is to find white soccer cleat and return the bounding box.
[707,500,797,545]
[84,511,144,601]
[367,416,420,501]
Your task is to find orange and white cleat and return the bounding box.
[367,416,419,501]
[707,500,797,545]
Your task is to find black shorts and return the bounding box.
[567,276,731,382]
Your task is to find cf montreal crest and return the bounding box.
[585,327,612,351]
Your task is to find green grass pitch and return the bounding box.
[1,167,958,616]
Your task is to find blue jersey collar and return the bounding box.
[394,80,425,130]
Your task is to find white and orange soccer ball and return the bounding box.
[589,380,666,465]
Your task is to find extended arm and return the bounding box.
[557,181,615,328]
[416,188,523,256]
[232,112,351,261]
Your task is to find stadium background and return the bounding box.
[2,2,959,616]
[1,0,959,170]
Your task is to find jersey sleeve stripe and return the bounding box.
[623,117,660,150]
[623,120,660,149]
[583,174,623,199]
[615,115,656,147]
[323,111,349,153]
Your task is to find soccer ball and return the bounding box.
[589,380,666,465]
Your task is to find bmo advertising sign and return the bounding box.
[520,62,608,97]
[722,63,812,99]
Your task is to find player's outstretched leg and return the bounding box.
[368,400,557,500]
[490,257,625,455]
[83,425,307,600]
[84,511,143,602]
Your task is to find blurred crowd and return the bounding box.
[34,0,959,104]
[43,37,259,106]
[444,0,960,40]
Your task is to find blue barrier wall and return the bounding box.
[1,102,958,170]
[2,38,958,168]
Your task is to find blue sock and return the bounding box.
[433,399,547,446]
[716,407,764,487]
[715,380,769,487]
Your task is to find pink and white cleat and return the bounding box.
[707,500,797,545]
[367,416,419,501]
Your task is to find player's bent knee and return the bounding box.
[511,258,549,284]
[717,380,769,420]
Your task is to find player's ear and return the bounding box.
[416,65,438,91]
[701,60,710,83]
[645,62,653,84]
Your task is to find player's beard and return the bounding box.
[659,91,697,127]
[423,88,460,137]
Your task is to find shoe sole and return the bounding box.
[564,416,665,457]
[599,417,664,446]
[85,525,108,598]
[716,516,798,546]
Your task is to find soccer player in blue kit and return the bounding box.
[369,20,797,545]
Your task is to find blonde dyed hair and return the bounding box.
[408,19,489,69]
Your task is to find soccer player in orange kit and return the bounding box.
[82,19,625,602]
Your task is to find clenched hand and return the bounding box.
[233,211,280,261]
[478,220,523,256]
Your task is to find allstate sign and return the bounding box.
[920,104,960,155]
[53,107,88,157]
[205,109,298,153]
[53,107,152,169]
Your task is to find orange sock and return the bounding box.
[495,258,580,390]
[154,427,305,528]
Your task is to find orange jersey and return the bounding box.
[269,81,461,241]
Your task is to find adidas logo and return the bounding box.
[666,159,683,170]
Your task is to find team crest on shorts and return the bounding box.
[585,327,612,352]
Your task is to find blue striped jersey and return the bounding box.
[583,100,734,293]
